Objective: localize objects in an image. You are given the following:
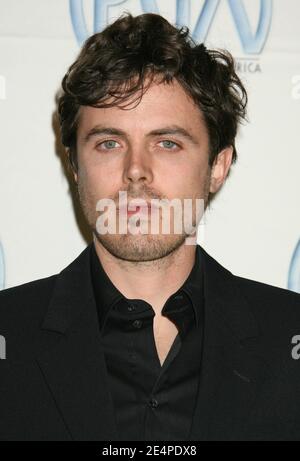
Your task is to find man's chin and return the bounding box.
[93,232,187,262]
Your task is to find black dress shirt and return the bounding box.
[90,242,205,441]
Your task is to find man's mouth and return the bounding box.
[118,203,160,218]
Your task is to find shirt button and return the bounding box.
[127,304,136,312]
[149,398,159,408]
[132,319,142,329]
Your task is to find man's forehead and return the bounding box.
[85,75,194,110]
[78,82,202,129]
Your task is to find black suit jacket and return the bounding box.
[1,243,300,441]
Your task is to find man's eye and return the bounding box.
[158,140,180,150]
[95,139,180,151]
[96,140,120,150]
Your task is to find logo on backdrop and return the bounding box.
[288,239,300,294]
[0,241,5,291]
[70,0,273,70]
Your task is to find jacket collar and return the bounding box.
[41,242,258,342]
[90,241,205,331]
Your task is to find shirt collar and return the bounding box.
[90,242,204,330]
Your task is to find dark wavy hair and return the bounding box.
[58,11,248,175]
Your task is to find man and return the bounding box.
[1,12,300,441]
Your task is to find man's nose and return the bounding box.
[122,146,153,185]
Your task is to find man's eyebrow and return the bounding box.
[82,124,200,146]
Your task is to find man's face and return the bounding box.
[75,78,215,261]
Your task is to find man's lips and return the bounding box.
[117,203,160,217]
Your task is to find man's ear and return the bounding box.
[209,146,233,194]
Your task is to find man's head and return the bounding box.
[58,12,247,261]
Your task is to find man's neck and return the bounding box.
[93,237,197,316]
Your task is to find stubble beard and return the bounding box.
[76,175,210,263]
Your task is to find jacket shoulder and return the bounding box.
[0,245,91,335]
[0,274,57,300]
[234,274,300,330]
[235,274,300,303]
[0,275,58,328]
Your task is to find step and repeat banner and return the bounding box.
[0,0,299,292]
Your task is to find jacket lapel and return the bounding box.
[35,244,118,441]
[189,247,271,441]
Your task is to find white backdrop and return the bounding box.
[0,0,299,292]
